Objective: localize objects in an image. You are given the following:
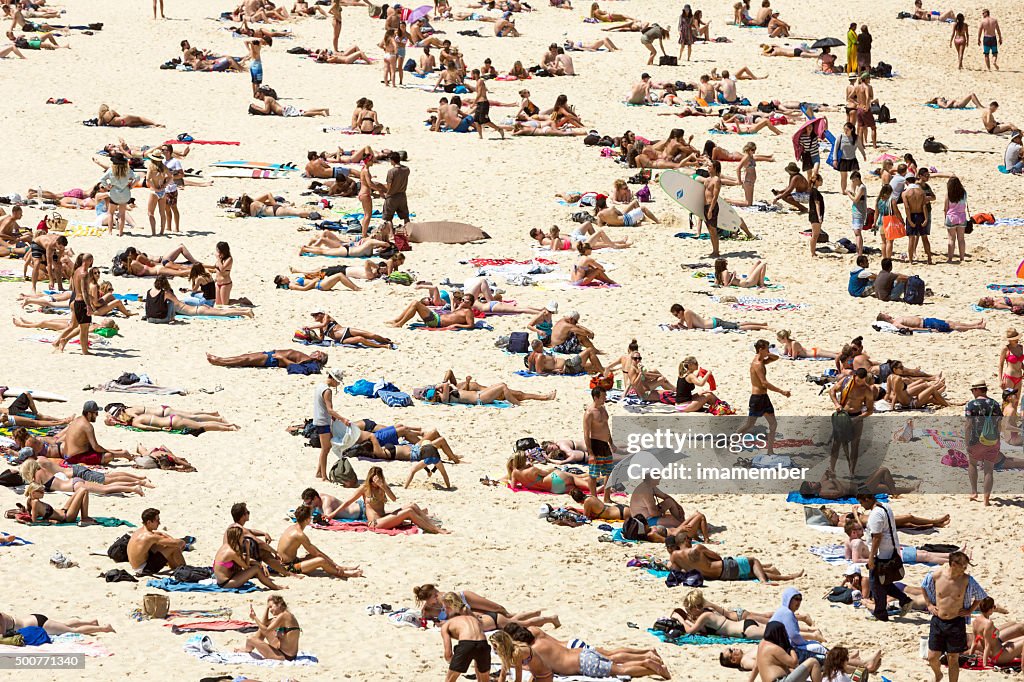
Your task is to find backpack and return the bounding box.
[622,514,649,541]
[873,62,893,79]
[658,55,678,66]
[328,456,358,487]
[515,437,539,453]
[977,399,1001,446]
[826,586,855,604]
[111,251,128,277]
[386,272,413,286]
[107,533,131,563]
[507,331,529,354]
[571,211,592,223]
[172,565,213,583]
[636,185,652,202]
[0,469,22,487]
[340,440,374,459]
[903,275,925,305]
[583,133,601,146]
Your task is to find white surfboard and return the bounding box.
[658,170,743,233]
[2,387,68,402]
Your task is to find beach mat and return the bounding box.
[648,628,757,646]
[147,578,261,593]
[312,520,420,535]
[23,516,134,527]
[166,620,257,634]
[404,221,490,244]
[409,321,493,331]
[786,491,888,505]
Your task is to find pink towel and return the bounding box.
[166,620,256,632]
[313,520,420,535]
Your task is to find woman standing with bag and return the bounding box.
[943,176,970,263]
[875,184,903,260]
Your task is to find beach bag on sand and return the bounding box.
[826,586,855,604]
[393,226,411,252]
[507,332,529,353]
[328,456,358,487]
[46,211,68,232]
[107,533,131,563]
[903,275,925,305]
[515,437,539,453]
[143,594,170,619]
[0,469,22,487]
[658,55,678,66]
[622,514,649,541]
[875,509,905,584]
[172,565,213,583]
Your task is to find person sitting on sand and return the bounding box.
[303,311,393,348]
[844,518,959,565]
[97,104,163,128]
[630,473,710,539]
[569,243,617,286]
[526,339,604,375]
[667,534,803,582]
[504,452,591,494]
[595,195,659,227]
[569,487,631,520]
[0,612,114,636]
[335,466,449,533]
[386,295,476,329]
[127,507,186,574]
[775,330,837,359]
[927,93,983,109]
[714,258,769,289]
[239,596,299,660]
[548,310,599,353]
[876,312,986,333]
[886,373,951,408]
[24,483,94,525]
[667,303,769,331]
[623,348,675,401]
[249,87,329,118]
[146,275,254,320]
[103,403,239,434]
[215,526,285,590]
[207,349,328,370]
[61,401,132,466]
[276,505,363,578]
[20,458,149,496]
[772,162,811,212]
[970,598,1024,666]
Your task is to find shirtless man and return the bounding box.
[417,46,436,74]
[628,73,653,105]
[595,196,659,227]
[300,487,366,521]
[549,311,599,353]
[855,74,877,149]
[471,69,504,139]
[696,75,716,104]
[225,502,290,577]
[62,401,131,465]
[752,631,821,682]
[629,473,709,539]
[29,233,68,293]
[923,552,986,682]
[0,206,25,246]
[828,368,874,475]
[206,349,328,368]
[127,507,186,574]
[901,176,932,264]
[523,624,670,679]
[276,505,362,578]
[715,75,739,105]
[386,296,476,329]
[668,304,769,332]
[666,534,803,582]
[526,339,603,375]
[704,160,723,257]
[876,313,986,333]
[981,101,1018,135]
[304,152,351,182]
[977,9,1001,71]
[736,340,790,456]
[583,387,614,502]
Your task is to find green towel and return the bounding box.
[113,424,186,435]
[30,517,135,528]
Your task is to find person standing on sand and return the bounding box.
[855,74,877,149]
[846,22,858,73]
[736,340,790,456]
[964,379,1001,506]
[314,369,346,480]
[153,0,165,19]
[471,69,504,140]
[857,25,872,73]
[950,14,969,70]
[329,0,342,52]
[857,492,912,623]
[583,387,614,503]
[704,160,722,258]
[977,9,1001,71]
[922,552,987,682]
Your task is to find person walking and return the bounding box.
[922,552,987,682]
[964,379,1001,506]
[977,9,1001,71]
[314,369,347,480]
[856,492,912,622]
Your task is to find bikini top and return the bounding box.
[1007,348,1023,364]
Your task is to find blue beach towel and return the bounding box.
[0,532,31,546]
[379,390,412,407]
[420,399,513,408]
[147,578,262,593]
[674,232,711,240]
[786,492,888,505]
[515,370,586,377]
[648,628,758,646]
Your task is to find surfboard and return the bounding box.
[210,161,298,170]
[1,387,68,402]
[658,170,742,233]
[823,130,838,170]
[404,221,490,244]
[209,169,294,179]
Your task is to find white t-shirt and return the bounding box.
[165,158,183,191]
[889,174,906,201]
[312,382,331,426]
[1004,141,1022,169]
[826,672,853,682]
[864,502,901,560]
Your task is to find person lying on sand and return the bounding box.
[207,349,328,369]
[595,196,659,226]
[21,458,150,496]
[713,114,783,135]
[97,104,163,128]
[303,311,393,348]
[249,87,329,118]
[499,624,671,679]
[218,193,321,219]
[675,589,821,640]
[719,642,881,675]
[0,612,114,635]
[434,369,556,405]
[799,466,918,500]
[526,339,604,375]
[301,488,364,519]
[386,296,476,329]
[667,534,803,582]
[760,43,821,58]
[335,466,449,533]
[569,488,631,520]
[273,272,362,292]
[876,312,986,333]
[844,519,959,565]
[121,245,202,278]
[530,224,633,251]
[776,330,838,359]
[297,236,392,259]
[503,452,591,494]
[818,505,950,530]
[276,505,363,578]
[667,304,769,331]
[927,93,983,109]
[541,439,588,464]
[312,46,372,64]
[886,373,951,409]
[104,403,239,433]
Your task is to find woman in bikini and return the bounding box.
[503,452,589,494]
[570,243,617,285]
[704,140,774,162]
[529,226,632,251]
[950,13,969,70]
[103,404,240,432]
[429,379,554,407]
[9,427,65,461]
[358,100,386,134]
[733,142,758,206]
[549,94,584,129]
[819,505,949,530]
[214,527,284,590]
[0,612,114,636]
[336,467,449,533]
[97,104,162,128]
[713,114,784,135]
[214,241,234,306]
[886,374,950,409]
[107,403,228,422]
[714,258,768,288]
[776,330,838,360]
[490,630,554,682]
[568,487,631,520]
[240,596,300,660]
[379,29,397,87]
[297,231,392,258]
[273,271,362,292]
[627,141,699,169]
[305,311,393,348]
[998,328,1023,407]
[125,250,193,278]
[21,459,149,496]
[516,88,542,121]
[150,274,254,319]
[589,2,634,22]
[145,152,171,236]
[235,193,319,218]
[415,584,510,622]
[329,0,342,50]
[676,590,822,639]
[971,598,1024,666]
[24,483,94,526]
[440,593,561,631]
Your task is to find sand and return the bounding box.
[1,0,1024,679]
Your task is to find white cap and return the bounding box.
[538,504,551,518]
[545,301,559,313]
[844,564,862,576]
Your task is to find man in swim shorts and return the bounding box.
[127,507,186,574]
[666,534,802,581]
[207,349,329,368]
[876,313,986,333]
[901,177,932,264]
[583,387,615,501]
[386,296,476,329]
[736,339,790,455]
[978,9,1001,71]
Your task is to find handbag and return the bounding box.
[46,211,68,232]
[882,213,905,240]
[873,504,905,584]
[143,593,170,619]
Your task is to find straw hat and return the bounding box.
[970,379,988,391]
[149,151,165,163]
[1007,328,1020,342]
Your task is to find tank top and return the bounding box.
[199,280,216,300]
[675,375,695,403]
[312,383,331,426]
[145,290,169,319]
[946,198,967,225]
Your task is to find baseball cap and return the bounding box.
[538,503,551,518]
[844,564,861,576]
[82,400,100,414]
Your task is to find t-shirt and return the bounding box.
[848,267,872,297]
[889,174,907,201]
[838,133,858,160]
[165,158,183,191]
[874,270,897,300]
[312,382,331,426]
[385,164,410,196]
[1005,141,1022,169]
[964,396,1001,447]
[826,673,853,682]
[864,502,900,560]
[808,188,824,223]
[858,32,872,54]
[642,25,666,42]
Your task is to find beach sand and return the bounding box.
[1,0,1023,679]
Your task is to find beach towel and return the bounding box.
[0,532,31,546]
[925,103,975,110]
[94,380,187,395]
[648,628,757,646]
[515,370,586,378]
[710,296,802,311]
[62,224,106,238]
[167,620,257,634]
[994,218,1024,227]
[21,515,133,527]
[379,390,412,407]
[311,520,420,536]
[164,140,240,145]
[0,633,112,657]
[466,257,557,267]
[786,491,887,505]
[421,398,513,409]
[657,324,747,334]
[176,313,245,320]
[113,293,140,301]
[808,544,851,565]
[409,321,493,331]
[147,578,262,593]
[183,635,317,666]
[988,283,1024,293]
[113,423,189,435]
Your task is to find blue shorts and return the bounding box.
[315,423,331,435]
[250,59,263,84]
[333,166,349,180]
[923,317,951,333]
[454,115,474,133]
[901,545,918,563]
[375,426,399,446]
[409,443,441,465]
[983,36,998,55]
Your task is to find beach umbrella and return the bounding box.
[791,117,828,159]
[1016,259,1024,279]
[405,5,431,23]
[811,37,844,49]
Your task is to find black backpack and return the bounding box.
[622,514,649,541]
[826,586,854,603]
[0,469,23,487]
[172,565,213,583]
[515,437,539,453]
[107,533,131,563]
[903,275,925,304]
[658,55,678,66]
[507,332,529,354]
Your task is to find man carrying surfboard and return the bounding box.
[704,160,722,257]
